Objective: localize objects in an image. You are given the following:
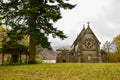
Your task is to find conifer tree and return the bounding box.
[0,0,75,63]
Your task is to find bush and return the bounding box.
[36,58,44,64]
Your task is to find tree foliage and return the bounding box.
[114,34,120,50]
[102,35,120,62]
[102,41,116,53]
[113,34,120,62]
[0,16,6,49]
[102,41,112,53]
[0,0,75,63]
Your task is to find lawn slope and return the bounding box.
[0,63,120,80]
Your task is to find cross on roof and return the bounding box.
[87,22,90,25]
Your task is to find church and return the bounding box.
[56,22,107,63]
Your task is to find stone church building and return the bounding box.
[57,22,107,63]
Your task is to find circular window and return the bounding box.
[84,38,94,49]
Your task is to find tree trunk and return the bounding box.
[2,53,4,65]
[28,37,37,64]
[28,12,37,64]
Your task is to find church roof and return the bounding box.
[85,23,100,43]
[71,22,100,47]
[71,25,85,46]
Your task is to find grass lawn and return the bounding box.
[0,63,120,80]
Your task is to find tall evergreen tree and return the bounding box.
[0,0,75,63]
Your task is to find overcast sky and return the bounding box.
[49,0,120,50]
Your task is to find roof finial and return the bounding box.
[87,21,90,27]
[87,21,90,25]
[83,24,85,29]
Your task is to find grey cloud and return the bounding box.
[51,0,120,50]
[93,0,120,44]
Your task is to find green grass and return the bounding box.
[0,63,120,80]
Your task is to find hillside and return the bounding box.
[37,48,57,60]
